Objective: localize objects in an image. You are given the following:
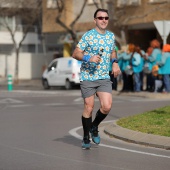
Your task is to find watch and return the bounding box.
[112,58,118,64]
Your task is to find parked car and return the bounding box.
[42,57,81,90]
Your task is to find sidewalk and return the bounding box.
[0,78,42,87]
[112,90,170,99]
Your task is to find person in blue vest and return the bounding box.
[135,45,145,91]
[109,46,119,90]
[158,44,170,93]
[122,44,134,92]
[117,45,128,92]
[144,39,162,92]
[130,45,143,92]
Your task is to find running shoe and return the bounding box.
[90,126,100,144]
[82,137,91,149]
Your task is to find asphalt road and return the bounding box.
[0,89,170,170]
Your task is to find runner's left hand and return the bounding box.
[112,63,121,78]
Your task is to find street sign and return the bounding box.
[154,20,170,45]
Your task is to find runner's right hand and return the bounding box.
[89,55,101,63]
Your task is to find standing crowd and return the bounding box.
[114,39,170,93]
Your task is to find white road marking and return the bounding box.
[74,97,82,102]
[69,121,170,159]
[0,98,23,104]
[43,103,65,106]
[9,104,33,108]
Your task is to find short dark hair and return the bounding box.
[94,8,109,18]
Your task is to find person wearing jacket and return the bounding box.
[158,44,170,93]
[135,45,145,91]
[122,44,134,92]
[144,39,162,92]
[131,46,142,92]
[118,46,129,92]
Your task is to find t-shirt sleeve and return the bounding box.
[77,32,89,51]
[111,33,116,51]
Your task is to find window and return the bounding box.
[117,0,141,7]
[128,0,141,6]
[48,61,57,72]
[87,0,100,5]
[148,0,168,3]
[117,0,128,7]
[0,45,14,54]
[0,16,14,31]
[47,0,57,9]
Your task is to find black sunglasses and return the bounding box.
[96,16,109,20]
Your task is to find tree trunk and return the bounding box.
[14,48,19,84]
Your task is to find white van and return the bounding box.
[42,57,81,90]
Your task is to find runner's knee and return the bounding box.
[101,104,112,114]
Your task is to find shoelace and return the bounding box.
[92,127,99,137]
[83,136,90,144]
[83,139,90,144]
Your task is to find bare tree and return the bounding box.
[0,0,42,83]
[54,0,87,50]
[92,0,104,8]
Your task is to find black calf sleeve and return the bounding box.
[92,109,107,127]
[82,116,92,138]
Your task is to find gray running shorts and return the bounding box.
[80,79,112,98]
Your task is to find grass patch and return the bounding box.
[117,106,170,137]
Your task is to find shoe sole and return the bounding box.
[82,144,91,149]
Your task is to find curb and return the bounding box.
[113,91,170,99]
[104,121,170,150]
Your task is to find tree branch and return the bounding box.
[70,0,87,29]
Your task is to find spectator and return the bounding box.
[158,44,170,93]
[144,39,162,92]
[131,45,143,92]
[122,44,134,92]
[109,60,117,90]
[118,45,129,92]
[135,45,145,91]
[109,46,119,90]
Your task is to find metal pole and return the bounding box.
[163,20,166,45]
[35,26,38,54]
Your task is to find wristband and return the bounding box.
[83,55,91,62]
[111,58,118,64]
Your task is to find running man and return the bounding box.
[72,8,121,149]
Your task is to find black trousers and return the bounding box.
[109,71,117,90]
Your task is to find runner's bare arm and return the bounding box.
[72,47,84,61]
[111,50,121,77]
[72,47,101,63]
[111,50,118,59]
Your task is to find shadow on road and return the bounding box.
[53,135,98,149]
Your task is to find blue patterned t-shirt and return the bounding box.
[77,29,116,81]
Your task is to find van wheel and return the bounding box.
[65,80,72,90]
[43,79,50,89]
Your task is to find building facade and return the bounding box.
[42,0,170,53]
[0,0,42,54]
